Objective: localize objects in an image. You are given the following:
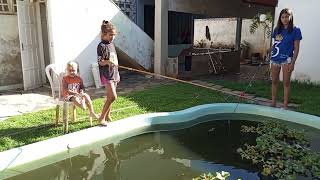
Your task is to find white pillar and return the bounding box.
[154,0,168,75]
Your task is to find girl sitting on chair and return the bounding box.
[62,61,99,119]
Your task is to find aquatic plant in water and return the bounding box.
[237,121,320,179]
[193,171,242,180]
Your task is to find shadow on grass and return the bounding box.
[121,83,239,113]
[209,80,320,116]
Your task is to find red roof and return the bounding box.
[242,0,278,7]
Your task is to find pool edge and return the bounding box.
[1,103,319,178]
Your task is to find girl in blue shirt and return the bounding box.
[270,8,302,109]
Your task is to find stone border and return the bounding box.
[1,103,319,179]
[191,80,300,108]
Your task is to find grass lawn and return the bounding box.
[0,83,238,152]
[1,80,319,152]
[210,80,320,116]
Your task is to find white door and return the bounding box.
[17,0,43,90]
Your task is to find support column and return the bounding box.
[154,0,168,75]
[235,17,242,51]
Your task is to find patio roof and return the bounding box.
[242,0,278,7]
[168,0,275,19]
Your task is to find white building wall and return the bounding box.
[242,19,271,56]
[276,0,320,83]
[47,0,153,87]
[194,18,237,47]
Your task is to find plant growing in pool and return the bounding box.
[237,121,320,179]
[193,171,242,180]
[196,39,207,48]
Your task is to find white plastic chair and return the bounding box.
[45,64,93,133]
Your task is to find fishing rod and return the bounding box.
[118,65,268,104]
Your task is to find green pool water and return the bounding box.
[7,118,320,180]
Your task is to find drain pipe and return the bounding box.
[235,17,242,51]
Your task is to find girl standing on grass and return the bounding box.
[270,8,302,109]
[97,20,120,126]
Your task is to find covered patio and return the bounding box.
[153,0,278,75]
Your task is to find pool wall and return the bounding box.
[1,103,320,179]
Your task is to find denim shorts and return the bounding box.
[271,57,292,66]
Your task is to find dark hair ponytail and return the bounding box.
[101,20,116,34]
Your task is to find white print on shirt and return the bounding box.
[68,83,80,93]
[272,40,281,58]
[109,52,118,66]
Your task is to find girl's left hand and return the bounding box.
[289,63,295,73]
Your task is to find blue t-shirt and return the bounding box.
[271,26,302,62]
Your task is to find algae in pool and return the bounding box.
[6,120,320,180]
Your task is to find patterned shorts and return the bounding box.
[271,57,292,66]
[100,74,119,86]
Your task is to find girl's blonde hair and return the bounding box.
[101,20,117,34]
[67,61,78,69]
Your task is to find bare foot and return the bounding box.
[106,116,112,122]
[90,112,99,119]
[99,119,108,126]
[98,115,108,126]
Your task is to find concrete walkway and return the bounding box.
[0,87,55,121]
[0,72,173,121]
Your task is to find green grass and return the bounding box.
[210,80,320,116]
[0,83,238,152]
[1,81,319,152]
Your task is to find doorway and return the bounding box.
[39,2,50,83]
[17,0,50,90]
[39,2,50,73]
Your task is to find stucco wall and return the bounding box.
[47,0,153,87]
[276,0,319,83]
[194,18,237,48]
[242,18,272,56]
[0,15,22,87]
[194,18,271,57]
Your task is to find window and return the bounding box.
[112,0,137,23]
[0,0,16,14]
[13,0,16,13]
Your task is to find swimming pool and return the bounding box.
[1,103,320,179]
